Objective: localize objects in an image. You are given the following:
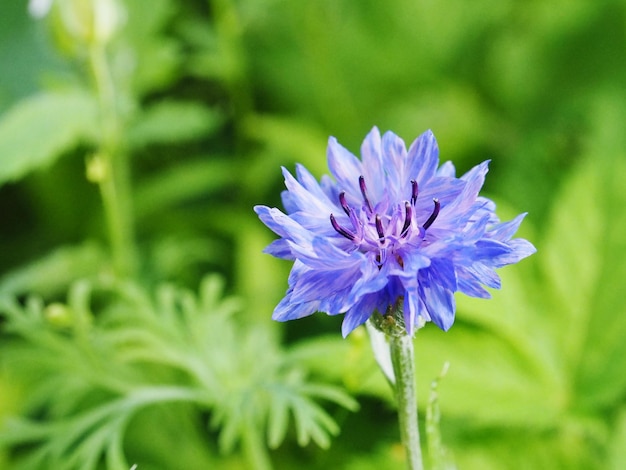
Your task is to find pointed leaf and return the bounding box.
[0,91,98,185]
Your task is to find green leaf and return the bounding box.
[267,391,290,449]
[415,321,560,428]
[543,155,626,409]
[0,241,107,298]
[0,90,98,185]
[608,408,626,470]
[123,0,182,95]
[134,158,233,216]
[127,100,222,148]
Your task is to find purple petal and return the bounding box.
[487,213,528,241]
[327,136,362,196]
[263,239,293,259]
[419,269,456,331]
[341,293,381,337]
[436,161,456,177]
[254,205,312,246]
[379,130,408,201]
[493,238,537,265]
[406,130,439,186]
[360,127,387,202]
[272,292,319,321]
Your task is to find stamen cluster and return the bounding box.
[329,177,440,269]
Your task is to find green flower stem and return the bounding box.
[242,424,272,470]
[389,332,424,470]
[88,42,137,278]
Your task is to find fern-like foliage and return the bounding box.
[0,275,357,470]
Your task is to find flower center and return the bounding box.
[329,176,440,264]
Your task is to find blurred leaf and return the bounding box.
[244,114,329,188]
[543,154,626,409]
[608,408,626,470]
[408,149,625,467]
[0,90,97,185]
[1,274,357,468]
[415,320,560,428]
[122,0,181,96]
[287,331,391,401]
[0,241,107,298]
[127,100,222,148]
[0,276,356,470]
[134,157,234,216]
[147,235,228,282]
[234,216,290,324]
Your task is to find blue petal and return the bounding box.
[341,293,382,337]
[403,294,417,335]
[406,130,439,187]
[254,205,312,246]
[272,292,319,321]
[360,127,387,202]
[416,175,464,210]
[289,236,362,269]
[327,136,362,196]
[295,164,328,197]
[487,213,527,241]
[263,239,293,259]
[436,161,456,177]
[389,250,431,287]
[291,264,361,305]
[347,258,389,304]
[419,270,456,331]
[464,262,501,289]
[461,160,489,195]
[282,167,335,216]
[493,238,536,265]
[446,161,490,215]
[475,239,511,259]
[429,258,457,291]
[404,292,433,335]
[456,269,492,298]
[381,130,408,201]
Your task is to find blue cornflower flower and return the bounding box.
[254,127,536,337]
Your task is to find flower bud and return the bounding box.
[33,0,126,47]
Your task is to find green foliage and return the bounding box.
[0,242,107,298]
[0,275,356,469]
[0,90,98,185]
[407,150,626,469]
[127,100,222,148]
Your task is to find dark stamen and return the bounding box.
[423,198,440,230]
[375,215,385,242]
[330,214,356,240]
[359,176,374,213]
[401,201,412,236]
[338,192,350,216]
[410,180,418,206]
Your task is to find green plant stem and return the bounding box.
[88,43,137,278]
[210,0,252,148]
[242,424,272,470]
[389,333,424,470]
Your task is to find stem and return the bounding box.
[389,333,424,470]
[242,423,273,470]
[88,42,137,278]
[210,0,252,148]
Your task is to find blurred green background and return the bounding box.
[1,0,626,469]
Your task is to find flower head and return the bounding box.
[254,128,536,337]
